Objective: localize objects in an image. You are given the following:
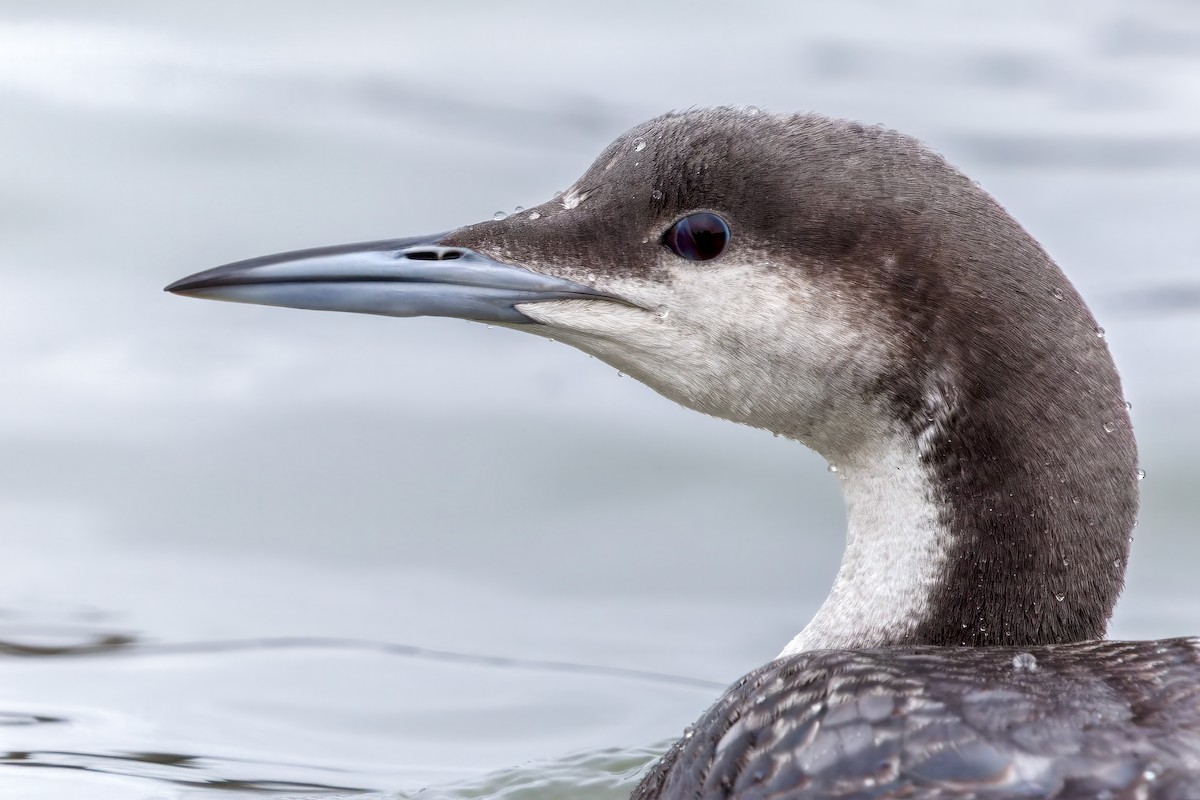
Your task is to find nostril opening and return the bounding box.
[404,248,465,261]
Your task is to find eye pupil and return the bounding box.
[664,213,730,261]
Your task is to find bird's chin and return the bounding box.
[513,298,665,340]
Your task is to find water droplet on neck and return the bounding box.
[1137,469,1146,481]
[826,463,839,474]
[651,189,663,200]
[1103,422,1115,433]
[492,210,507,221]
[1012,652,1038,672]
[1054,591,1066,602]
[1051,288,1064,301]
[634,139,647,152]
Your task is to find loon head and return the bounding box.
[169,108,1139,652]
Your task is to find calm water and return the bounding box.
[2,2,1200,798]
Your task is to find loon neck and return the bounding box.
[780,360,1138,657]
[779,432,947,655]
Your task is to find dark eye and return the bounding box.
[664,212,730,261]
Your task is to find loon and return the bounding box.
[168,108,1200,798]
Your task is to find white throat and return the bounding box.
[778,432,949,657]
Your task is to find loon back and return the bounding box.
[635,639,1200,799]
[166,108,1198,799]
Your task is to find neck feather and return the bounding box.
[779,360,1138,658]
[779,433,947,655]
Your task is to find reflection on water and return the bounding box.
[3,1,1200,798]
[0,750,362,795]
[0,627,718,796]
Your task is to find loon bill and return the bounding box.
[168,108,1200,799]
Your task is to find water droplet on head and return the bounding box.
[1054,591,1066,602]
[492,211,507,221]
[1012,652,1038,672]
[1103,422,1115,433]
[528,211,541,220]
[1137,469,1146,481]
[651,189,663,200]
[1051,288,1064,301]
[634,139,647,152]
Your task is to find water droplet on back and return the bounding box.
[634,139,647,152]
[528,211,541,220]
[493,210,507,221]
[1054,591,1066,602]
[1103,422,1115,433]
[651,189,663,200]
[1012,652,1038,672]
[1051,288,1064,301]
